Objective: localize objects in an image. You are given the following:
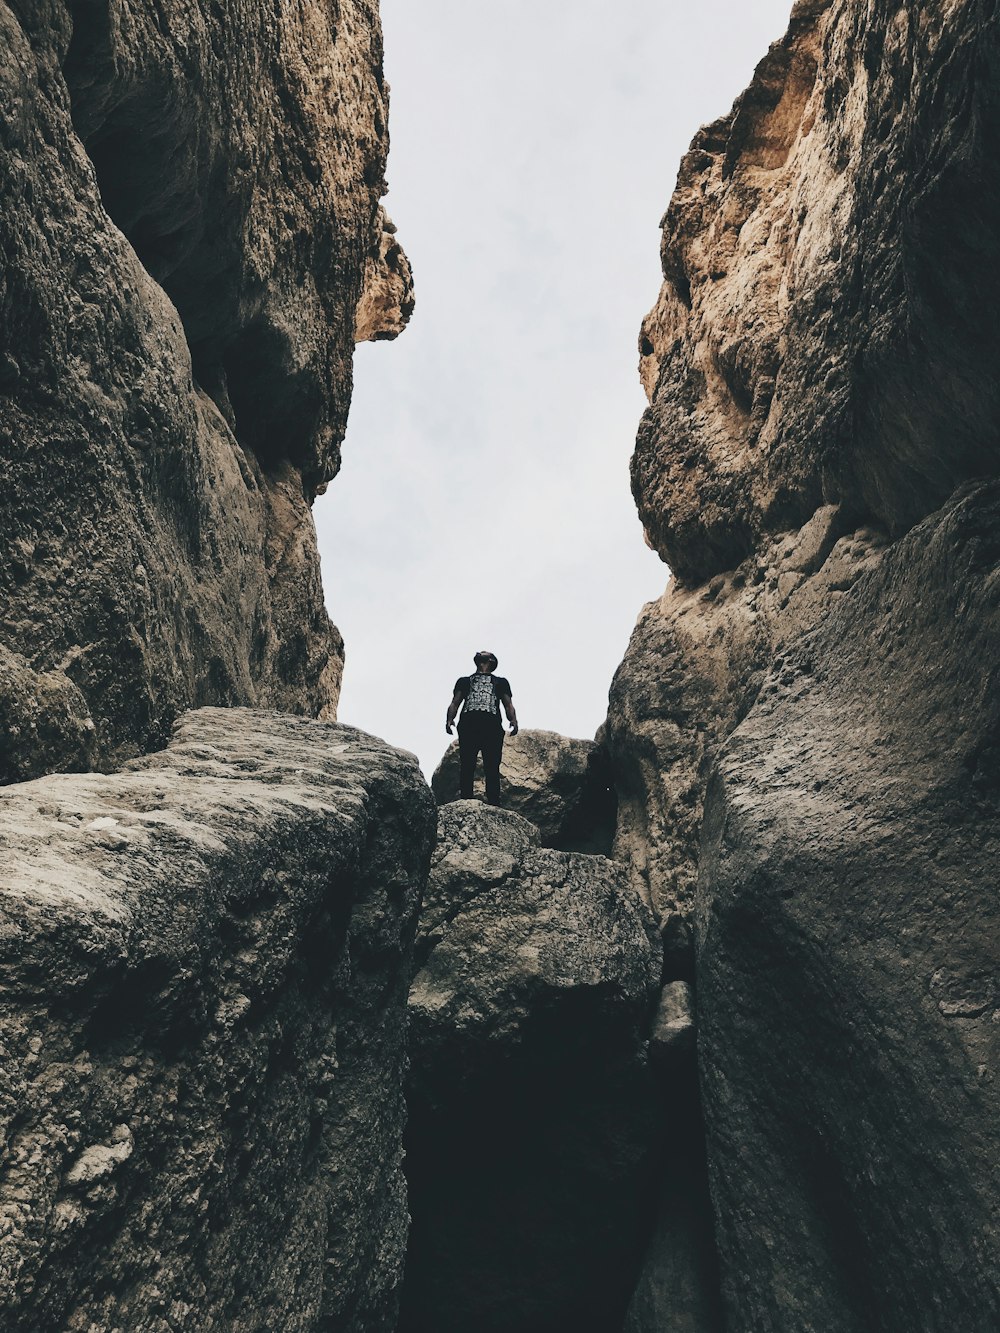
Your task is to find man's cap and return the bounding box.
[473,650,498,670]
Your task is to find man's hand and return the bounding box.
[446,720,455,735]
[509,721,519,736]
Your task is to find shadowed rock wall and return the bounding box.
[699,482,1000,1328]
[0,0,412,780]
[0,709,436,1331]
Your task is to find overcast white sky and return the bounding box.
[316,0,793,776]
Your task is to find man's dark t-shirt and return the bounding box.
[455,674,512,721]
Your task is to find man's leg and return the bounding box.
[458,722,477,798]
[482,724,504,804]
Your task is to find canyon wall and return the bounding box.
[0,0,412,781]
[0,0,431,1324]
[611,0,1000,1326]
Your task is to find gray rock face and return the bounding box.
[403,802,664,1333]
[432,728,617,854]
[697,482,1000,1331]
[0,708,436,1331]
[414,799,542,968]
[606,506,886,917]
[0,0,412,778]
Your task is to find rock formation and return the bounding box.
[609,0,1000,1327]
[432,729,617,854]
[0,708,436,1330]
[0,0,412,780]
[403,800,668,1333]
[699,481,1000,1328]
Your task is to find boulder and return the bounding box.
[0,708,436,1331]
[432,728,616,854]
[0,0,412,776]
[403,803,664,1333]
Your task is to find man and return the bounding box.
[446,651,518,804]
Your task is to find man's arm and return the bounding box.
[446,690,464,734]
[499,689,518,735]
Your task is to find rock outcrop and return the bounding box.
[606,506,887,916]
[610,1,1000,1329]
[0,708,436,1331]
[0,0,412,780]
[634,0,1000,586]
[403,800,667,1333]
[432,729,617,854]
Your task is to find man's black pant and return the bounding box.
[458,712,504,804]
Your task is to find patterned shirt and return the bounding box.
[455,673,512,718]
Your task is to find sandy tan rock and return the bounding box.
[634,0,1000,584]
[355,207,415,342]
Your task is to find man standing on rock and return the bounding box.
[446,651,518,804]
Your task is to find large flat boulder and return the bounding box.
[0,708,436,1331]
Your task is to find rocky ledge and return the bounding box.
[0,708,435,1331]
[432,729,617,854]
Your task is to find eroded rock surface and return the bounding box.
[0,708,436,1331]
[403,801,664,1333]
[634,0,1000,584]
[699,483,1000,1330]
[606,505,887,917]
[0,0,412,778]
[432,728,617,854]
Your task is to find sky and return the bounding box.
[315,0,793,776]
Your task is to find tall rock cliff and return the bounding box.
[0,0,412,781]
[610,0,1000,1327]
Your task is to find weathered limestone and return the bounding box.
[403,801,665,1333]
[432,729,616,854]
[0,708,436,1331]
[0,0,412,778]
[634,0,1000,585]
[606,507,886,917]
